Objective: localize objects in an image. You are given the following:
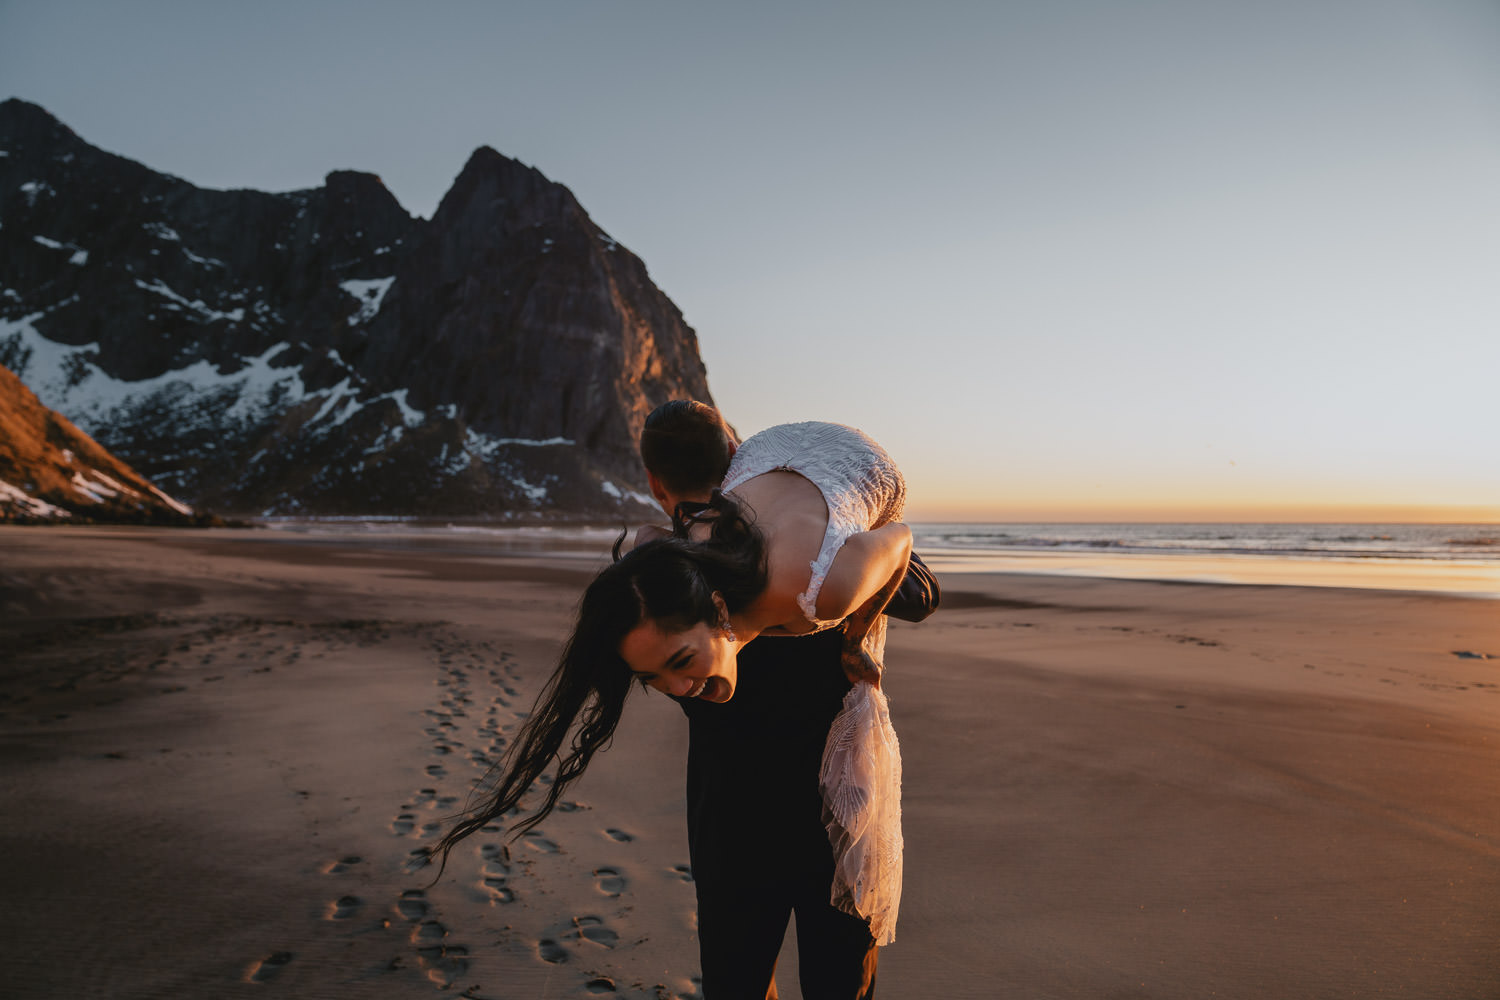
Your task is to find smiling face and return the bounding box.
[618,616,739,703]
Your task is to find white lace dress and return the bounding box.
[721,421,907,945]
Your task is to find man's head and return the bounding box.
[639,400,738,515]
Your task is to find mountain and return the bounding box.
[0,362,197,523]
[0,98,712,518]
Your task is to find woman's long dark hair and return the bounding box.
[430,491,766,872]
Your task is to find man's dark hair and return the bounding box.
[639,400,736,495]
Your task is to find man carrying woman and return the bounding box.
[638,400,940,999]
[436,400,939,999]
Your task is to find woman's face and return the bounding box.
[619,616,738,703]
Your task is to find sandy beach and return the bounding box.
[2,525,1496,999]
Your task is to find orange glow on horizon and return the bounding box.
[902,499,1500,524]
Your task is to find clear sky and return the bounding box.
[3,1,1497,522]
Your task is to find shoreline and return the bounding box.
[2,526,1497,997]
[11,520,1498,600]
[921,548,1500,600]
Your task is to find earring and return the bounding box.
[720,620,737,644]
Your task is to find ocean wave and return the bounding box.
[910,523,1500,564]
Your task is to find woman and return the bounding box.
[434,421,911,943]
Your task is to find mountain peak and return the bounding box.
[431,144,580,231]
[0,97,84,149]
[0,97,61,124]
[0,102,713,518]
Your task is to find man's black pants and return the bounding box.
[678,629,878,999]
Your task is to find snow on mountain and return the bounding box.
[0,98,714,518]
[340,277,394,326]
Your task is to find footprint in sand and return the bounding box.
[324,855,362,874]
[420,943,469,986]
[247,951,294,982]
[479,853,511,896]
[411,919,448,947]
[573,915,619,948]
[425,764,447,779]
[328,895,363,920]
[397,889,430,922]
[522,831,559,853]
[412,920,469,985]
[481,876,515,903]
[537,915,621,962]
[391,813,416,836]
[586,977,618,994]
[604,828,634,843]
[672,864,694,883]
[594,867,626,896]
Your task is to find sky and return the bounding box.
[3,0,1497,522]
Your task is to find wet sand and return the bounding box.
[1,525,1496,998]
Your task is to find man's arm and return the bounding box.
[883,551,941,623]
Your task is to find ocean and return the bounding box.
[908,522,1500,598]
[259,519,1500,599]
[910,522,1500,562]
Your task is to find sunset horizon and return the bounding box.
[903,501,1500,525]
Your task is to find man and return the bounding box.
[638,400,940,1000]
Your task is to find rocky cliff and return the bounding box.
[0,362,197,523]
[0,98,712,517]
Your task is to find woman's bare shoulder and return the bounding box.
[758,511,831,629]
[727,472,831,630]
[730,471,826,527]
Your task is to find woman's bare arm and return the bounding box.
[823,524,913,687]
[814,523,914,624]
